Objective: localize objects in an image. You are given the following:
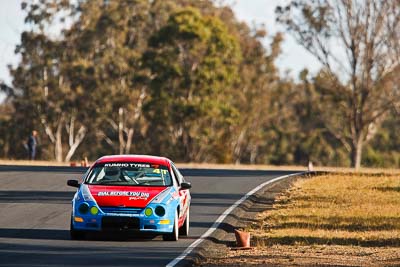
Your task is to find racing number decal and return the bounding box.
[153,169,168,175]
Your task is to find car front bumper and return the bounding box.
[72,213,174,233]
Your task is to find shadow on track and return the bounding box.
[190,193,244,200]
[0,241,182,267]
[0,228,161,242]
[0,165,297,178]
[0,165,88,173]
[181,169,295,177]
[0,190,75,204]
[0,228,70,240]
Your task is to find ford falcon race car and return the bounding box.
[67,155,191,241]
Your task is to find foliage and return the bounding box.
[142,8,241,162]
[0,0,399,168]
[276,0,400,169]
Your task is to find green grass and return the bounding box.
[252,173,400,247]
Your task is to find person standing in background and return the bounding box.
[27,130,38,160]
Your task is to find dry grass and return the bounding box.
[199,172,400,266]
[201,245,400,266]
[251,173,400,247]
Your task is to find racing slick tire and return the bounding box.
[163,210,179,241]
[179,209,189,236]
[70,216,86,240]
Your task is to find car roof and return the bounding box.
[94,155,172,167]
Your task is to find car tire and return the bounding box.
[70,216,85,240]
[163,210,179,241]
[179,209,189,236]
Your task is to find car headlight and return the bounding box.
[144,207,153,216]
[78,203,90,214]
[155,206,165,217]
[90,206,99,215]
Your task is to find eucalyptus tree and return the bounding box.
[9,0,162,160]
[6,1,96,161]
[231,30,284,164]
[143,8,241,162]
[276,0,400,169]
[6,0,291,164]
[62,0,154,155]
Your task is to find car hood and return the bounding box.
[87,185,168,208]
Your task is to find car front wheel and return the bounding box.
[179,209,189,236]
[163,210,179,241]
[70,216,86,240]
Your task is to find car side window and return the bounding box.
[171,164,184,185]
[169,166,179,187]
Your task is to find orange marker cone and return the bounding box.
[234,229,251,248]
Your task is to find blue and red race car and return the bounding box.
[67,155,191,241]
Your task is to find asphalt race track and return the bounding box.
[0,166,297,267]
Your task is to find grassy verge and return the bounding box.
[251,173,400,247]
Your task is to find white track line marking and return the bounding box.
[166,172,306,267]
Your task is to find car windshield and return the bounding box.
[85,162,172,186]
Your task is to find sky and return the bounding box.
[224,0,321,75]
[0,0,321,92]
[0,1,25,86]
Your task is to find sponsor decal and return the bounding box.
[81,184,95,201]
[98,191,150,200]
[151,188,171,203]
[171,192,180,200]
[166,192,180,204]
[152,169,169,174]
[104,163,151,168]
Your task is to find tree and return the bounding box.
[0,88,14,158]
[230,29,283,164]
[4,0,295,165]
[142,8,241,162]
[8,1,91,162]
[62,0,152,155]
[276,0,400,169]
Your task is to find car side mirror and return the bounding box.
[180,182,191,190]
[67,179,80,188]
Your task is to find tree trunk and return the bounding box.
[55,119,63,162]
[250,145,258,164]
[351,137,363,170]
[118,107,125,155]
[233,129,246,164]
[182,128,191,162]
[125,128,134,154]
[65,125,87,162]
